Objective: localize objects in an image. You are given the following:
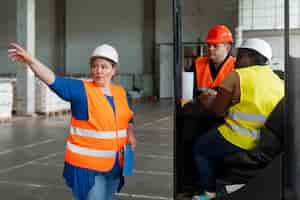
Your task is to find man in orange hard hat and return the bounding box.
[187,24,235,99]
[181,25,236,190]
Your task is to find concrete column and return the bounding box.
[16,0,35,115]
[235,26,243,48]
[159,44,174,98]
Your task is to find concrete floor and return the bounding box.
[0,100,173,200]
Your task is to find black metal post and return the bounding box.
[283,0,295,199]
[173,0,182,197]
[284,0,300,196]
[287,56,300,200]
[283,0,300,199]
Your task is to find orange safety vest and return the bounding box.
[195,56,235,89]
[64,80,134,172]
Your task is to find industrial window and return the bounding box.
[239,0,300,30]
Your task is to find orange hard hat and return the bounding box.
[206,25,233,44]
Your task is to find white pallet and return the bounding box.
[35,80,70,113]
[0,80,13,119]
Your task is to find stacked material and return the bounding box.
[11,78,17,112]
[35,80,70,114]
[128,89,144,104]
[141,74,153,97]
[0,79,13,119]
[113,74,134,91]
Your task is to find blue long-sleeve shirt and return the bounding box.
[49,76,132,200]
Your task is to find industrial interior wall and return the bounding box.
[36,0,57,72]
[155,0,238,44]
[65,0,144,75]
[0,0,17,75]
[0,0,57,75]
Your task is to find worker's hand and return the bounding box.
[127,124,136,151]
[207,88,217,96]
[128,133,137,151]
[181,98,190,107]
[198,89,217,109]
[8,43,34,65]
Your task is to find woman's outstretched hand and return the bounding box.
[8,42,55,85]
[8,43,34,65]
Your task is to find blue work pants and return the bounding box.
[74,174,120,200]
[193,127,243,192]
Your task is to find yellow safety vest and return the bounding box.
[218,66,284,150]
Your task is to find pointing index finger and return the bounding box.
[8,49,16,53]
[9,43,24,51]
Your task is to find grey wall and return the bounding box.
[0,0,58,75]
[143,0,155,73]
[155,0,173,44]
[182,0,238,42]
[155,0,238,44]
[36,0,57,71]
[0,0,17,75]
[0,0,239,77]
[65,0,144,75]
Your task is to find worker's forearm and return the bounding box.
[209,87,233,116]
[127,123,135,136]
[28,58,55,85]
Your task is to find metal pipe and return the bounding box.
[173,0,182,105]
[283,0,296,199]
[283,0,290,197]
[287,56,300,200]
[173,0,182,196]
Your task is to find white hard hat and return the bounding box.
[90,44,119,64]
[239,38,272,60]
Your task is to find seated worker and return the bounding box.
[185,24,235,100]
[182,24,236,132]
[192,38,284,200]
[181,25,235,188]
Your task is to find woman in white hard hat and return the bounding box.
[191,38,284,200]
[8,43,136,200]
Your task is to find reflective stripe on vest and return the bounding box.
[70,126,127,139]
[225,123,259,138]
[66,141,116,158]
[64,81,134,171]
[228,111,267,123]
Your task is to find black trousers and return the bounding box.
[179,101,223,191]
